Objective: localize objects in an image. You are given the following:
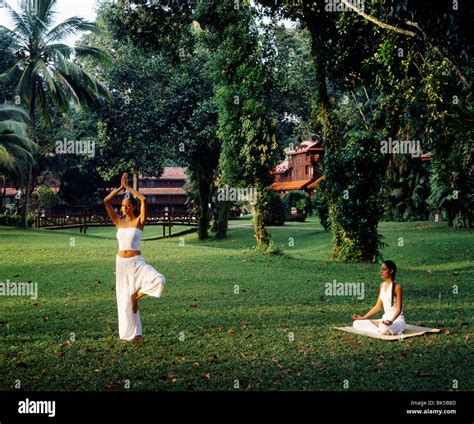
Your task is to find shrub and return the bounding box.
[322,130,386,262]
[282,190,311,217]
[286,213,306,222]
[263,191,289,226]
[312,184,330,230]
[0,214,35,227]
[34,185,59,215]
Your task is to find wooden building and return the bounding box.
[271,140,325,196]
[1,167,189,214]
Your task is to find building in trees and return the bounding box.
[1,167,188,215]
[104,167,188,214]
[271,140,324,196]
[136,167,188,213]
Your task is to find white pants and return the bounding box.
[115,255,166,340]
[353,316,406,335]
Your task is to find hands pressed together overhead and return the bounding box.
[121,172,130,190]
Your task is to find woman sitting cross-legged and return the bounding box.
[351,260,406,336]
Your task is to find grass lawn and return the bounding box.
[0,218,472,391]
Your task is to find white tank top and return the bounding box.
[116,227,142,250]
[379,282,404,320]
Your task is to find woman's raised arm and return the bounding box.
[121,173,147,226]
[103,182,124,227]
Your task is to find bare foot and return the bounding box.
[131,293,139,314]
[132,335,142,343]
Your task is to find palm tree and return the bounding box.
[0,0,112,226]
[0,103,37,178]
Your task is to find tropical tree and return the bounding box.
[166,53,221,240]
[0,31,16,103]
[0,104,37,187]
[197,0,282,249]
[0,0,111,226]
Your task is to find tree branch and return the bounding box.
[340,0,417,37]
[405,20,468,84]
[339,1,468,84]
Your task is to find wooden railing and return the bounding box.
[35,211,198,237]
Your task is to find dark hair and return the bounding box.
[122,195,140,217]
[383,260,397,307]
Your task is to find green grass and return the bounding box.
[0,218,472,391]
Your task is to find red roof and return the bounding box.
[139,188,185,196]
[270,179,312,191]
[274,160,289,174]
[140,167,187,180]
[306,176,325,189]
[286,140,322,156]
[3,187,59,196]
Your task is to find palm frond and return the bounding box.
[49,67,80,105]
[0,133,38,155]
[0,58,28,87]
[74,46,113,66]
[0,136,36,173]
[36,84,53,126]
[55,55,111,107]
[0,104,30,123]
[36,0,58,27]
[0,145,15,171]
[35,60,57,97]
[0,141,34,169]
[43,43,73,59]
[0,24,27,48]
[44,17,99,45]
[16,62,35,105]
[4,3,30,40]
[0,120,28,135]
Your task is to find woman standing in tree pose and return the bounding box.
[351,260,406,336]
[104,173,166,341]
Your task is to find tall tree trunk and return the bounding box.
[210,184,219,232]
[215,200,230,239]
[307,22,339,154]
[0,175,5,212]
[252,187,270,249]
[197,175,211,240]
[252,204,269,249]
[22,76,37,228]
[306,18,349,258]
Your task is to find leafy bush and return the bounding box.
[0,214,35,227]
[263,191,289,226]
[286,213,306,222]
[312,184,330,230]
[34,185,59,215]
[282,190,311,217]
[4,203,16,215]
[323,130,386,262]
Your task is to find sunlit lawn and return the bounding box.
[0,218,472,391]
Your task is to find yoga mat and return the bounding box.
[334,324,441,340]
